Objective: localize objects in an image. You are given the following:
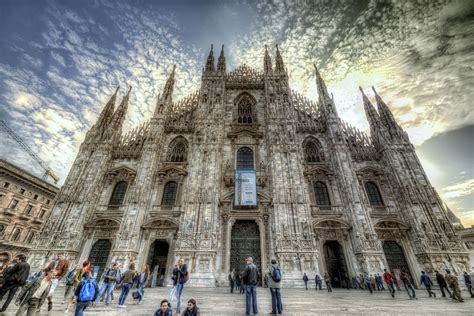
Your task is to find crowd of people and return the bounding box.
[1,253,473,316]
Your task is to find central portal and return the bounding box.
[230,220,261,283]
[146,240,169,286]
[323,240,349,288]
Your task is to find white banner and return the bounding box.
[234,170,257,206]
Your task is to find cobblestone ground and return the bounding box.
[1,286,473,315]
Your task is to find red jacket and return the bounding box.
[383,272,394,284]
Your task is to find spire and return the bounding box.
[111,85,132,130]
[205,44,215,73]
[264,45,272,74]
[162,65,176,103]
[313,64,330,102]
[274,44,285,73]
[371,86,400,130]
[96,86,119,127]
[359,86,381,131]
[217,45,226,73]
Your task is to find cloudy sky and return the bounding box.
[0,0,472,226]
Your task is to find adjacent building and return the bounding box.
[0,159,59,268]
[29,45,470,287]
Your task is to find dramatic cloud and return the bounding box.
[0,0,472,224]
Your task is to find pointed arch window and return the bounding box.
[236,147,254,170]
[162,181,178,206]
[109,181,128,206]
[167,137,188,162]
[11,228,21,242]
[236,94,256,124]
[365,182,384,206]
[304,139,324,163]
[313,181,331,206]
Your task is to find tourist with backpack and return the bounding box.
[0,254,30,312]
[64,266,82,313]
[117,263,137,308]
[267,259,282,315]
[74,272,98,316]
[95,263,119,306]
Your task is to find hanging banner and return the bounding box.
[234,170,257,207]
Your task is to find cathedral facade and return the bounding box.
[29,45,470,287]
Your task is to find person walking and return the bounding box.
[445,269,464,302]
[44,253,69,311]
[370,274,376,292]
[181,298,200,316]
[239,271,245,294]
[463,271,473,298]
[243,257,259,315]
[95,263,119,306]
[229,269,235,294]
[434,270,452,298]
[235,273,241,293]
[117,263,137,308]
[14,271,54,316]
[267,259,282,315]
[64,266,82,313]
[315,275,322,290]
[383,269,395,298]
[153,299,172,316]
[324,273,332,292]
[0,254,30,312]
[400,271,416,300]
[135,265,150,305]
[302,273,309,290]
[376,273,384,291]
[420,271,436,298]
[169,259,188,315]
[364,274,373,294]
[74,272,98,316]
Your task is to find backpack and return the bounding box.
[65,269,76,285]
[271,267,281,282]
[79,279,95,301]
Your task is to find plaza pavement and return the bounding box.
[1,285,473,315]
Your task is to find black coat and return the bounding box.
[4,262,30,286]
[435,273,447,287]
[243,263,259,286]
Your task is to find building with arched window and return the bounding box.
[29,45,469,287]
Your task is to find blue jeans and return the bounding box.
[245,285,258,315]
[404,282,416,298]
[138,283,145,302]
[118,283,131,305]
[169,283,184,313]
[74,301,89,316]
[270,288,282,314]
[304,280,308,290]
[387,283,396,297]
[96,282,115,305]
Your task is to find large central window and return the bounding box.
[236,93,256,124]
[236,147,254,170]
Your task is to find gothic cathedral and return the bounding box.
[30,45,469,287]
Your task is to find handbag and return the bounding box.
[132,291,140,300]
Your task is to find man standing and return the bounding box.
[315,275,322,291]
[400,271,416,300]
[243,257,259,315]
[445,269,464,302]
[462,271,473,298]
[15,271,53,316]
[364,274,373,294]
[229,269,235,294]
[44,253,69,311]
[302,273,309,290]
[0,254,30,312]
[434,270,452,298]
[95,263,119,305]
[267,259,282,315]
[420,271,436,298]
[383,269,395,298]
[169,259,188,314]
[74,272,99,316]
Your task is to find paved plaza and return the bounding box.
[1,285,473,315]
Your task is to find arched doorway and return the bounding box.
[383,241,412,278]
[230,220,261,284]
[323,240,349,288]
[147,240,170,286]
[89,239,112,276]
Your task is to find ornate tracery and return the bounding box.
[235,93,256,124]
[167,136,188,162]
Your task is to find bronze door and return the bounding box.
[383,241,412,277]
[89,239,112,276]
[230,220,261,284]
